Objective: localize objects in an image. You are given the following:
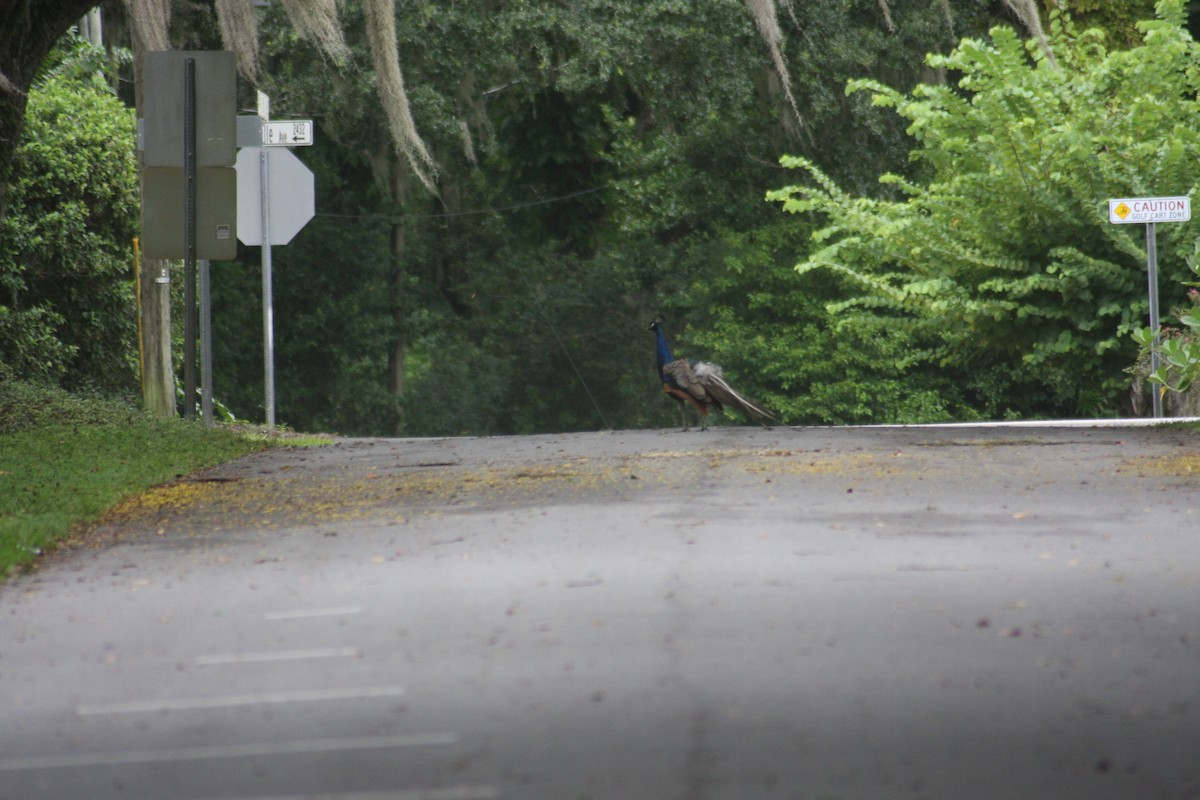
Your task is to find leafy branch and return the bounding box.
[770,0,1200,416]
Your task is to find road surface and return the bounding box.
[2,423,1199,799]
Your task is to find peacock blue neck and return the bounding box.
[654,326,675,369]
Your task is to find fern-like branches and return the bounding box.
[771,3,1200,415]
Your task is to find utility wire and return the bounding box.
[549,319,614,432]
[316,185,608,223]
[315,148,784,225]
[510,258,614,432]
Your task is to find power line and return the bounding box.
[316,185,607,223]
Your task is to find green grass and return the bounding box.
[0,382,288,578]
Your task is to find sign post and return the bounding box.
[1108,195,1192,418]
[141,50,237,424]
[235,93,315,428]
[262,147,273,428]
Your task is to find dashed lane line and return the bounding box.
[0,732,456,771]
[263,605,365,621]
[195,647,362,665]
[76,685,405,716]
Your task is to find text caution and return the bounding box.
[1108,196,1191,224]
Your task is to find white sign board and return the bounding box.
[1108,196,1191,224]
[263,120,314,146]
[234,146,315,245]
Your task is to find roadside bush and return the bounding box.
[770,2,1200,418]
[0,69,139,392]
[0,380,142,435]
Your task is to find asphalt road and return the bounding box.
[2,423,1199,800]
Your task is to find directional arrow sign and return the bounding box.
[263,120,314,146]
[235,146,315,246]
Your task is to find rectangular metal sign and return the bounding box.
[262,120,314,146]
[141,167,238,260]
[1108,196,1191,224]
[142,51,236,168]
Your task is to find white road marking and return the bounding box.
[263,605,364,621]
[76,685,405,716]
[196,647,361,666]
[0,732,456,771]
[853,417,1200,428]
[207,788,498,800]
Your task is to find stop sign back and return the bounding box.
[235,146,315,246]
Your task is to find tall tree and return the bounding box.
[205,0,999,435]
[0,0,99,223]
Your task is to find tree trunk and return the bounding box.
[132,49,176,416]
[386,157,410,435]
[138,253,176,416]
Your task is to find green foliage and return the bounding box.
[770,2,1200,418]
[0,64,139,393]
[1132,262,1200,393]
[227,0,1002,434]
[0,305,71,384]
[211,213,401,437]
[629,1,1001,426]
[1054,0,1157,47]
[0,380,143,434]
[1142,323,1200,392]
[11,3,1195,433]
[235,0,777,433]
[0,382,270,578]
[36,29,133,91]
[682,224,979,426]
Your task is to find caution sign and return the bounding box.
[1108,196,1191,224]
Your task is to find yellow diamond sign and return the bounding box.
[1113,202,1131,221]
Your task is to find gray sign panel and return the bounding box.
[142,51,236,168]
[141,167,238,260]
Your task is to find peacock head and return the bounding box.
[648,316,675,365]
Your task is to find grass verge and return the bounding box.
[0,382,308,579]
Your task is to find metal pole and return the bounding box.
[261,148,276,428]
[1147,221,1163,419]
[183,57,197,420]
[199,258,214,427]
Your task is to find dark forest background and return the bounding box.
[7,1,1200,435]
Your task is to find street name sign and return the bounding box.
[1108,196,1191,224]
[263,120,314,146]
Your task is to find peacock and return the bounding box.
[648,318,776,431]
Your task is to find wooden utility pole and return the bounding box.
[139,248,175,416]
[134,50,176,417]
